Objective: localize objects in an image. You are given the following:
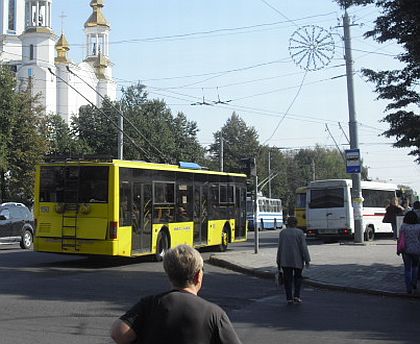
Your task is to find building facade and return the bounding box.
[0,0,116,123]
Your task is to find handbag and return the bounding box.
[275,270,283,287]
[397,230,406,255]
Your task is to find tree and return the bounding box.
[335,0,420,162]
[42,113,88,157]
[71,100,119,158]
[274,147,347,214]
[209,112,260,172]
[72,83,205,164]
[0,66,17,201]
[121,84,205,163]
[0,66,49,204]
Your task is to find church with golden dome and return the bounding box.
[0,0,116,123]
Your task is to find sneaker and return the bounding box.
[287,299,294,305]
[293,297,302,303]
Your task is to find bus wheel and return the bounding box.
[155,231,169,262]
[219,227,229,252]
[364,226,374,242]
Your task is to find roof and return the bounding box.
[84,0,110,28]
[39,159,247,178]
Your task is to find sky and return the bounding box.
[50,0,420,195]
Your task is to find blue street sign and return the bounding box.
[345,149,361,174]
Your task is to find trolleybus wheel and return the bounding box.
[155,231,169,262]
[219,227,229,252]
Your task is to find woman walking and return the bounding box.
[397,211,420,294]
[276,216,310,304]
[384,197,404,240]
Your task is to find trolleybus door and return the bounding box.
[133,183,152,253]
[234,186,247,240]
[193,184,208,246]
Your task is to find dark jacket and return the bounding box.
[276,227,310,269]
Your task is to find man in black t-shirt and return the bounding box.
[110,244,242,344]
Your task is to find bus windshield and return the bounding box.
[309,188,344,208]
[39,166,109,203]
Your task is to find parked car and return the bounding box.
[0,202,34,249]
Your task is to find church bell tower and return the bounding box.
[84,0,116,104]
[18,0,56,113]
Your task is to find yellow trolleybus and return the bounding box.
[33,159,247,259]
[295,186,307,232]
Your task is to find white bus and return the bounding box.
[247,195,284,231]
[306,179,398,241]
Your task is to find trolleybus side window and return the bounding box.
[176,182,193,222]
[120,181,132,227]
[310,188,344,208]
[153,182,175,223]
[209,183,219,219]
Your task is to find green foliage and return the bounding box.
[208,112,259,172]
[208,113,351,214]
[72,83,205,164]
[0,66,49,204]
[72,101,119,157]
[42,113,89,157]
[260,146,347,214]
[344,0,420,162]
[0,66,17,172]
[334,0,373,9]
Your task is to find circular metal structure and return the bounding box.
[289,25,335,71]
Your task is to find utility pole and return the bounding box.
[254,162,259,254]
[118,104,123,159]
[268,150,272,198]
[220,132,224,172]
[311,159,315,181]
[343,10,364,244]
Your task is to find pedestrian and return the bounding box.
[397,211,420,294]
[383,197,404,240]
[413,201,420,223]
[401,199,412,214]
[110,244,242,344]
[276,216,311,304]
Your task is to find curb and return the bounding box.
[208,255,419,300]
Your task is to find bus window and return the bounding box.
[227,185,234,203]
[79,166,109,203]
[153,182,175,223]
[39,166,109,203]
[296,193,306,208]
[362,189,396,208]
[309,188,344,208]
[120,181,132,227]
[176,183,193,222]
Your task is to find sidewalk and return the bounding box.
[209,239,418,298]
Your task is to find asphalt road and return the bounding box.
[1,234,420,344]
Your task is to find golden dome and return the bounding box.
[84,0,110,28]
[55,33,70,64]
